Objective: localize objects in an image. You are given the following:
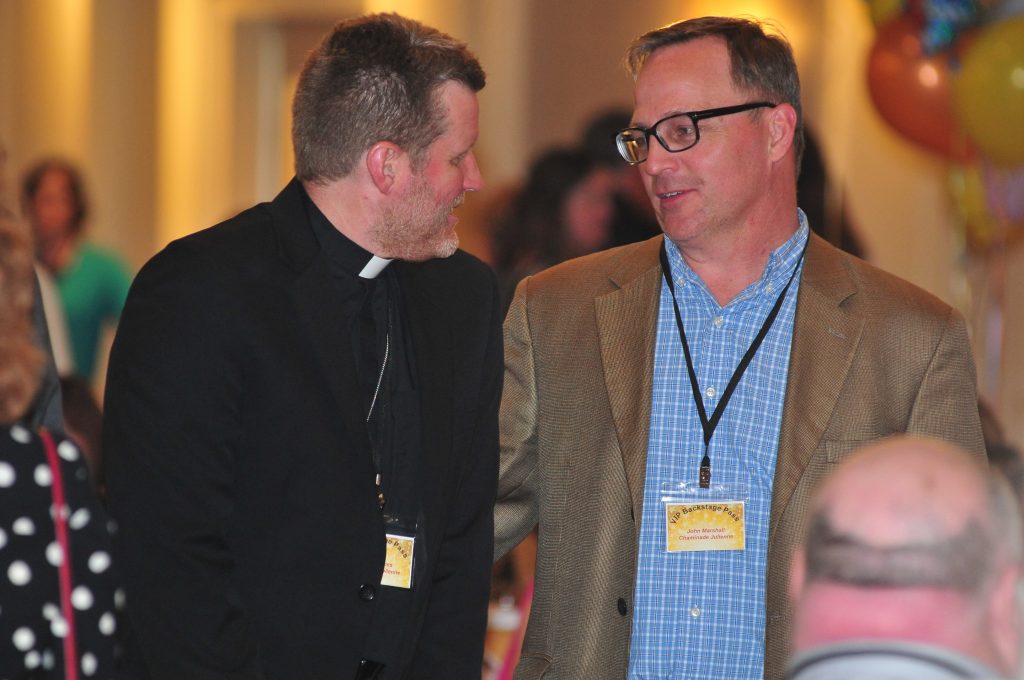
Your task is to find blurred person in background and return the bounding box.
[580,108,661,248]
[0,141,64,433]
[0,211,123,678]
[797,128,866,258]
[22,158,131,384]
[490,147,615,309]
[34,261,76,379]
[979,398,1024,503]
[60,375,106,502]
[788,436,1023,680]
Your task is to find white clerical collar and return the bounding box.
[358,255,392,279]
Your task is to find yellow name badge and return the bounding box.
[381,534,415,589]
[665,501,746,552]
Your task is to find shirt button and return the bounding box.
[358,584,376,602]
[766,283,775,294]
[690,607,701,618]
[713,316,723,328]
[705,387,715,398]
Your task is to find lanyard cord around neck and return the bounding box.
[361,274,392,511]
[658,238,807,488]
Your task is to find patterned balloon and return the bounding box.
[921,0,981,53]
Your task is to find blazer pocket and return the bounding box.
[823,438,875,464]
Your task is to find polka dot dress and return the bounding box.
[1,426,121,678]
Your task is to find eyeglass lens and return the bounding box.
[615,102,775,164]
[616,113,696,164]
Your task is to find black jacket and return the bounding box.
[103,180,502,679]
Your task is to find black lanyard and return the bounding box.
[658,239,807,488]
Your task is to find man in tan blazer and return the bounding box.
[494,16,985,680]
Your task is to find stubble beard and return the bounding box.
[371,177,461,262]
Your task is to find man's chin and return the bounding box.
[437,234,459,258]
[396,235,459,262]
[426,236,459,261]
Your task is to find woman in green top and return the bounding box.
[22,159,131,383]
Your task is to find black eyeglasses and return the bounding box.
[615,101,776,165]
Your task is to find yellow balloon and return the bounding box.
[868,0,905,27]
[949,164,998,252]
[952,17,1024,166]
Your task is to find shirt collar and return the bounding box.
[302,184,393,280]
[359,256,393,279]
[788,639,1004,680]
[663,210,809,309]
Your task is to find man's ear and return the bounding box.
[366,141,404,194]
[767,103,797,163]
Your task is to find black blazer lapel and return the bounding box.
[292,259,371,451]
[269,180,371,452]
[395,263,454,523]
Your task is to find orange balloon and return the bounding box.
[867,16,973,160]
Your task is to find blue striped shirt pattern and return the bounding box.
[627,216,809,679]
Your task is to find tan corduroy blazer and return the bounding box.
[494,233,985,680]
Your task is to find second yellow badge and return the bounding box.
[381,534,415,589]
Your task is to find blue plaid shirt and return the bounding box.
[627,216,809,679]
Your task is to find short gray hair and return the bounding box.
[292,13,485,183]
[805,468,1023,594]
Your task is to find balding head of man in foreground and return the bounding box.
[788,435,1024,680]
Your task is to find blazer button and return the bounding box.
[359,584,376,602]
[617,598,627,616]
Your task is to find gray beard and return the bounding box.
[370,187,461,261]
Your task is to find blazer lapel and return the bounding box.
[291,259,370,448]
[394,263,454,512]
[270,180,370,449]
[770,235,862,540]
[595,238,662,529]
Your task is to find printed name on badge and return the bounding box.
[665,501,746,552]
[381,533,415,588]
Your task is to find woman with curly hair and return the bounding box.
[0,213,45,421]
[490,147,615,310]
[0,213,124,678]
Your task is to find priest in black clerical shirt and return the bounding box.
[308,190,429,671]
[102,14,501,680]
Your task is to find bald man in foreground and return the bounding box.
[787,436,1024,679]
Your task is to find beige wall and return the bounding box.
[1,0,1020,446]
[0,0,155,267]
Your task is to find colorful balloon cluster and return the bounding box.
[865,0,1024,250]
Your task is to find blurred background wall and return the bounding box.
[1,0,1021,448]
